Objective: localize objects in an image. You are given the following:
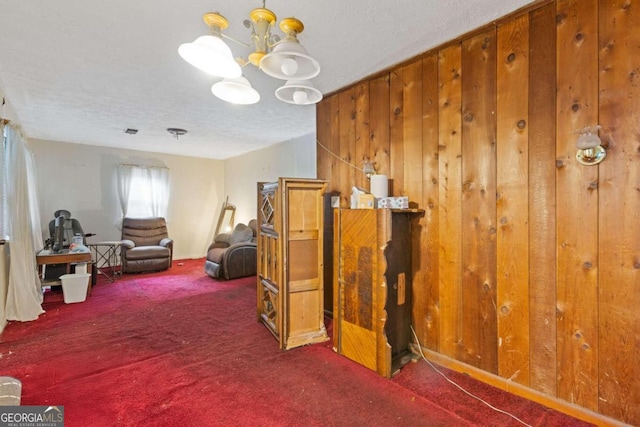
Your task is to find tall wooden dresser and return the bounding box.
[257,178,329,350]
[333,208,422,378]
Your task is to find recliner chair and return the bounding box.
[121,217,173,274]
[204,220,257,280]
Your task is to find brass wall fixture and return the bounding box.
[576,125,606,166]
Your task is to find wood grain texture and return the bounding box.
[437,44,463,359]
[496,14,530,386]
[417,53,440,350]
[339,89,357,206]
[402,59,424,206]
[316,99,331,183]
[328,95,341,202]
[355,82,371,191]
[399,59,425,355]
[375,209,392,378]
[335,209,392,378]
[461,28,498,373]
[390,69,404,196]
[555,0,599,410]
[369,75,391,178]
[315,1,640,422]
[527,1,558,396]
[597,1,640,424]
[257,180,328,351]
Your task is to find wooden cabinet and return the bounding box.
[257,178,329,350]
[333,208,421,378]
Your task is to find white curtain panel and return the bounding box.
[117,165,169,219]
[3,125,45,322]
[148,167,169,219]
[116,164,134,218]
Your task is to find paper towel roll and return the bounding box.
[370,174,388,199]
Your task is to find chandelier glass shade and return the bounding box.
[178,3,321,105]
[178,14,242,79]
[211,77,260,105]
[260,18,320,81]
[275,80,322,105]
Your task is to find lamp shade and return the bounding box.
[576,132,601,149]
[260,40,320,80]
[211,77,260,105]
[275,80,322,105]
[178,35,242,78]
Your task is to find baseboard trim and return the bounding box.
[413,346,627,427]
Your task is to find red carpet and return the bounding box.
[0,259,592,426]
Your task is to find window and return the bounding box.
[117,165,170,219]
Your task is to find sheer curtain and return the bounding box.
[116,164,135,218]
[116,165,170,219]
[2,124,45,324]
[148,167,170,218]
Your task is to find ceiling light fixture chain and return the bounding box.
[178,1,322,105]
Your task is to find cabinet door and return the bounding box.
[258,232,280,339]
[257,183,280,341]
[334,209,392,377]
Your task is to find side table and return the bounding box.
[36,249,94,294]
[87,241,123,282]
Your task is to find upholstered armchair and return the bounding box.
[204,220,257,280]
[121,217,173,274]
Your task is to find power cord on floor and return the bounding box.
[409,326,533,427]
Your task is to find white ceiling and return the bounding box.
[0,0,533,160]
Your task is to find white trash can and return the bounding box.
[60,273,90,303]
[74,262,88,274]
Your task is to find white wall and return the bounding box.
[223,133,317,225]
[0,87,20,124]
[28,139,225,260]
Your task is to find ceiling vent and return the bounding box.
[124,128,138,135]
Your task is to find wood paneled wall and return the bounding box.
[316,1,640,424]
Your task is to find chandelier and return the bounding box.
[178,1,322,106]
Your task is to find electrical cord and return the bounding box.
[409,326,533,427]
[316,139,365,172]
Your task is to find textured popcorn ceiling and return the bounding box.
[0,0,533,160]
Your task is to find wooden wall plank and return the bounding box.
[437,44,463,359]
[597,1,640,424]
[329,94,341,196]
[369,75,390,179]
[339,89,357,206]
[496,14,531,386]
[389,69,404,196]
[354,82,370,191]
[402,60,424,206]
[528,1,558,396]
[316,97,331,182]
[398,59,426,350]
[417,53,440,350]
[555,0,599,411]
[461,28,498,373]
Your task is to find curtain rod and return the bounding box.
[118,163,168,170]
